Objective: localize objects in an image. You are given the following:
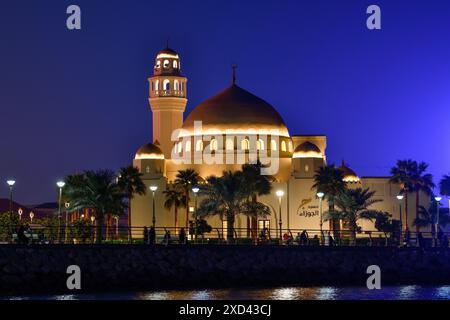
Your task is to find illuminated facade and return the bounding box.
[131,48,430,236]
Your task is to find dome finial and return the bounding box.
[166,36,170,49]
[232,64,237,85]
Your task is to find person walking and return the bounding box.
[149,226,156,245]
[179,227,186,244]
[163,230,171,246]
[300,230,309,246]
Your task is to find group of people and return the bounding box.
[259,228,336,246]
[143,226,188,245]
[403,229,449,248]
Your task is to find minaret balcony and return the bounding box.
[153,90,186,98]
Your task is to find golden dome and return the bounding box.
[293,141,322,158]
[339,161,360,183]
[135,143,164,160]
[180,85,289,137]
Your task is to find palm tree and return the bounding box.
[174,169,200,229]
[64,170,126,244]
[241,163,273,241]
[408,161,434,232]
[324,188,382,245]
[440,174,450,198]
[390,160,416,230]
[414,204,450,234]
[198,171,270,244]
[117,165,146,241]
[312,164,347,232]
[163,185,186,232]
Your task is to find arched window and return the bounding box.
[271,139,277,151]
[226,138,234,150]
[151,81,154,91]
[174,80,180,91]
[177,142,182,153]
[196,140,203,151]
[181,82,184,91]
[241,138,250,150]
[163,60,170,68]
[257,139,265,150]
[173,60,178,68]
[210,139,218,151]
[185,140,191,152]
[281,141,287,152]
[163,79,170,91]
[288,141,293,152]
[156,60,161,68]
[155,80,159,91]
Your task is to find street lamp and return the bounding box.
[56,181,65,242]
[18,208,23,220]
[396,194,404,233]
[276,190,284,243]
[150,186,158,228]
[435,196,442,246]
[7,180,15,231]
[317,192,325,242]
[29,211,34,223]
[192,187,200,243]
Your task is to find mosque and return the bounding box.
[130,47,427,238]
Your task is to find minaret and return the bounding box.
[148,47,187,159]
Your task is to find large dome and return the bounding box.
[180,84,289,137]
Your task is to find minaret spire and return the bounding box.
[232,64,237,85]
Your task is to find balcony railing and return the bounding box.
[152,90,185,97]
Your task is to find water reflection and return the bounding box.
[435,286,450,299]
[316,287,338,300]
[398,285,419,300]
[4,286,450,300]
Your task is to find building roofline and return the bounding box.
[291,134,326,137]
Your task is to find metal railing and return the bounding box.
[1,225,449,248]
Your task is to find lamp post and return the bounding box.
[7,180,15,233]
[18,208,23,220]
[56,181,65,243]
[435,196,442,246]
[29,211,34,223]
[192,187,200,243]
[64,202,70,242]
[150,186,158,228]
[276,190,284,243]
[317,192,324,243]
[396,194,404,243]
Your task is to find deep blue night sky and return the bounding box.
[1,0,449,204]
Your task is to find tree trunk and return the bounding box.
[349,221,357,246]
[405,193,409,230]
[227,214,235,244]
[96,215,103,244]
[185,191,190,229]
[415,190,420,233]
[174,207,178,234]
[128,201,132,242]
[252,194,258,244]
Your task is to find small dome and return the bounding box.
[135,143,164,160]
[156,47,179,59]
[339,161,360,182]
[293,142,322,158]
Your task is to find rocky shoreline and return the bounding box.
[1,245,450,295]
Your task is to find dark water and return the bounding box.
[3,286,450,300]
